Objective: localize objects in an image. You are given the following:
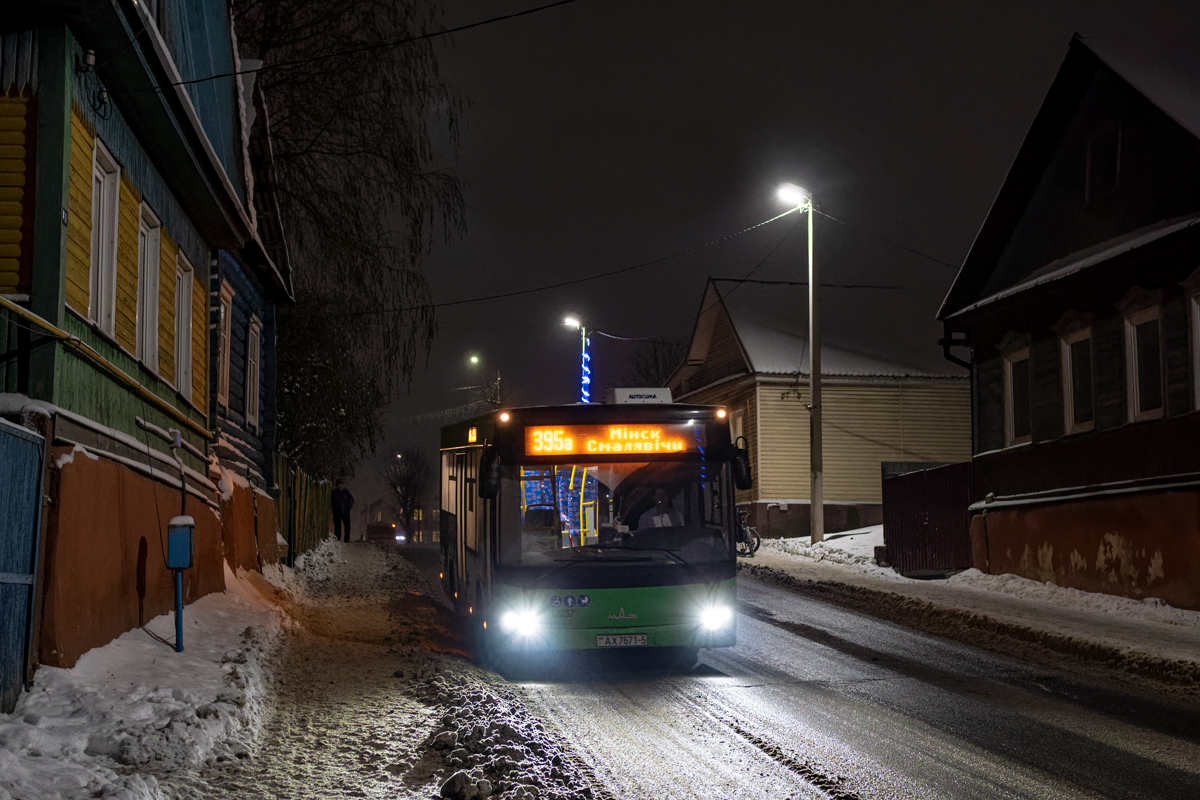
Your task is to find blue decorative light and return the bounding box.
[580,336,591,403]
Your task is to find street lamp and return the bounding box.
[562,316,591,403]
[777,183,823,543]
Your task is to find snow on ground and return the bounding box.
[0,564,285,800]
[757,525,1200,631]
[748,527,1200,690]
[761,525,896,577]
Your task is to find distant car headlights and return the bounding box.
[499,609,542,637]
[395,534,406,542]
[699,604,733,631]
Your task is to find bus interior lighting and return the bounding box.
[699,605,733,631]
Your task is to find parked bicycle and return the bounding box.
[736,509,761,557]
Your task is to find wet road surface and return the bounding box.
[518,577,1200,800]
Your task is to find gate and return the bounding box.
[0,417,45,713]
[881,461,972,577]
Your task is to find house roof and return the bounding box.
[1086,33,1200,142]
[671,280,963,391]
[734,318,956,377]
[938,33,1200,320]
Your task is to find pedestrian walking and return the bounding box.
[332,480,355,542]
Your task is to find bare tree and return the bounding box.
[623,340,688,388]
[233,0,465,479]
[383,444,434,536]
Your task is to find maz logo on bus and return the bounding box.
[525,424,704,456]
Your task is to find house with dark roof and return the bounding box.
[939,34,1200,610]
[669,280,971,537]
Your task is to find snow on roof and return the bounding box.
[700,281,962,379]
[945,213,1200,318]
[1082,33,1200,142]
[733,318,959,378]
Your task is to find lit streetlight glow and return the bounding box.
[562,316,581,329]
[777,182,810,208]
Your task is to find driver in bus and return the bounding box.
[637,487,684,529]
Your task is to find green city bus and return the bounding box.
[439,402,750,666]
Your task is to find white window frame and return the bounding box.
[1060,328,1094,435]
[246,315,262,429]
[1125,306,1164,422]
[135,203,162,369]
[89,139,120,335]
[1003,348,1032,447]
[217,279,235,408]
[174,253,193,393]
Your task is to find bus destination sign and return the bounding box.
[525,424,705,455]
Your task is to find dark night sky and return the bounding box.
[349,0,1200,506]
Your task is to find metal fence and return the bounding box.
[881,461,973,577]
[0,417,44,713]
[274,454,331,566]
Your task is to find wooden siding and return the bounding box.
[157,229,178,382]
[65,106,95,315]
[758,381,972,503]
[0,95,34,295]
[191,273,207,410]
[114,176,141,353]
[757,389,811,500]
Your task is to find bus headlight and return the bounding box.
[699,605,733,630]
[499,609,542,637]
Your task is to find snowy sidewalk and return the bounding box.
[0,563,285,800]
[745,526,1200,690]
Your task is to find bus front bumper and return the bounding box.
[489,621,736,652]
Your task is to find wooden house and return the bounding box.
[0,0,290,680]
[939,34,1200,610]
[669,280,971,537]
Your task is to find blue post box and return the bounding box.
[167,516,194,569]
[167,516,194,651]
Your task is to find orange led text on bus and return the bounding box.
[525,424,701,456]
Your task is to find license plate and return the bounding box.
[596,634,648,647]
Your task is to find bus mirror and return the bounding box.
[479,444,500,499]
[732,437,752,491]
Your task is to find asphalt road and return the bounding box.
[518,577,1200,800]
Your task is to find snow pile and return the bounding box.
[948,569,1200,628]
[420,673,594,800]
[760,525,897,578]
[0,565,285,800]
[290,534,345,586]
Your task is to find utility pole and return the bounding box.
[807,197,823,543]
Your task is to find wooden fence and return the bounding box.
[274,454,331,566]
[881,461,973,577]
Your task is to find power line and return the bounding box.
[293,205,804,322]
[813,208,961,271]
[712,277,903,289]
[169,0,592,89]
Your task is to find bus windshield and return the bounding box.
[498,460,733,566]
